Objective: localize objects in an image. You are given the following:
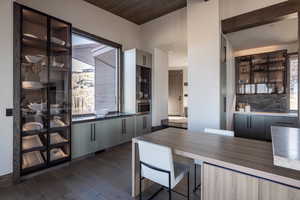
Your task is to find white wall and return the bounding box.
[0,0,142,176]
[152,48,169,126]
[140,8,187,125]
[187,0,221,131]
[0,0,13,176]
[220,0,288,19]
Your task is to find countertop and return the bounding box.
[72,112,136,124]
[234,111,298,117]
[134,128,300,188]
[272,126,300,171]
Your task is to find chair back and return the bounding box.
[204,128,234,136]
[138,140,175,187]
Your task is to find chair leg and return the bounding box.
[139,163,142,200]
[187,171,190,200]
[194,164,201,192]
[169,173,172,200]
[194,164,197,192]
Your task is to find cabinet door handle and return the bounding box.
[90,124,93,141]
[249,116,252,128]
[143,117,147,129]
[93,124,96,141]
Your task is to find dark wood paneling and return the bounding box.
[83,0,187,25]
[222,1,300,34]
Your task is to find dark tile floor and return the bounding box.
[0,143,201,200]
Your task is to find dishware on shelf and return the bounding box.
[22,135,43,151]
[23,122,44,132]
[51,57,64,68]
[50,117,66,128]
[28,103,47,113]
[50,104,63,115]
[25,55,45,64]
[23,33,39,39]
[22,151,44,169]
[22,81,44,90]
[51,37,66,46]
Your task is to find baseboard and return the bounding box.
[0,173,13,188]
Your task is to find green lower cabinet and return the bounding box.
[136,114,152,137]
[120,117,135,143]
[72,116,138,159]
[95,119,122,151]
[72,122,97,159]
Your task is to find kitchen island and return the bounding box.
[132,128,300,200]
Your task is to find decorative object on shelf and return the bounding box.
[50,116,66,128]
[22,135,43,151]
[49,133,68,145]
[25,55,45,64]
[28,102,47,113]
[22,122,44,132]
[50,104,63,115]
[51,57,64,68]
[50,36,66,46]
[22,81,44,90]
[23,33,39,39]
[22,151,45,169]
[46,148,68,161]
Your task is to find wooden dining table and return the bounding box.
[132,128,300,200]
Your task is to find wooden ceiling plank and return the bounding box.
[222,1,300,34]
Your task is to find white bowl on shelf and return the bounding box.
[25,55,45,64]
[22,122,44,132]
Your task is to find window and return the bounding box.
[72,30,121,115]
[289,54,298,111]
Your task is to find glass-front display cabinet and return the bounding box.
[14,3,72,176]
[236,50,287,95]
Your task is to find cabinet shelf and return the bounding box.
[236,50,287,95]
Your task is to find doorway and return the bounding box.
[168,69,187,129]
[169,70,183,115]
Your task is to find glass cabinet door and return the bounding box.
[21,8,48,172]
[48,18,71,163]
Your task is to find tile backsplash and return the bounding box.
[236,94,288,113]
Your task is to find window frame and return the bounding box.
[72,28,123,116]
[288,52,299,112]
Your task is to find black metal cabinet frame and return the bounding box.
[13,3,72,180]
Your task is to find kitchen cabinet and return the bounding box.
[136,50,152,68]
[72,122,96,159]
[72,116,136,159]
[136,114,151,137]
[96,119,122,151]
[234,113,298,141]
[234,114,265,140]
[120,117,135,143]
[264,116,298,141]
[202,163,300,200]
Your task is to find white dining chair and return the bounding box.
[138,140,190,200]
[193,128,234,192]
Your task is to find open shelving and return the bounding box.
[14,3,72,177]
[236,50,287,95]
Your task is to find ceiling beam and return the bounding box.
[222,1,300,34]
